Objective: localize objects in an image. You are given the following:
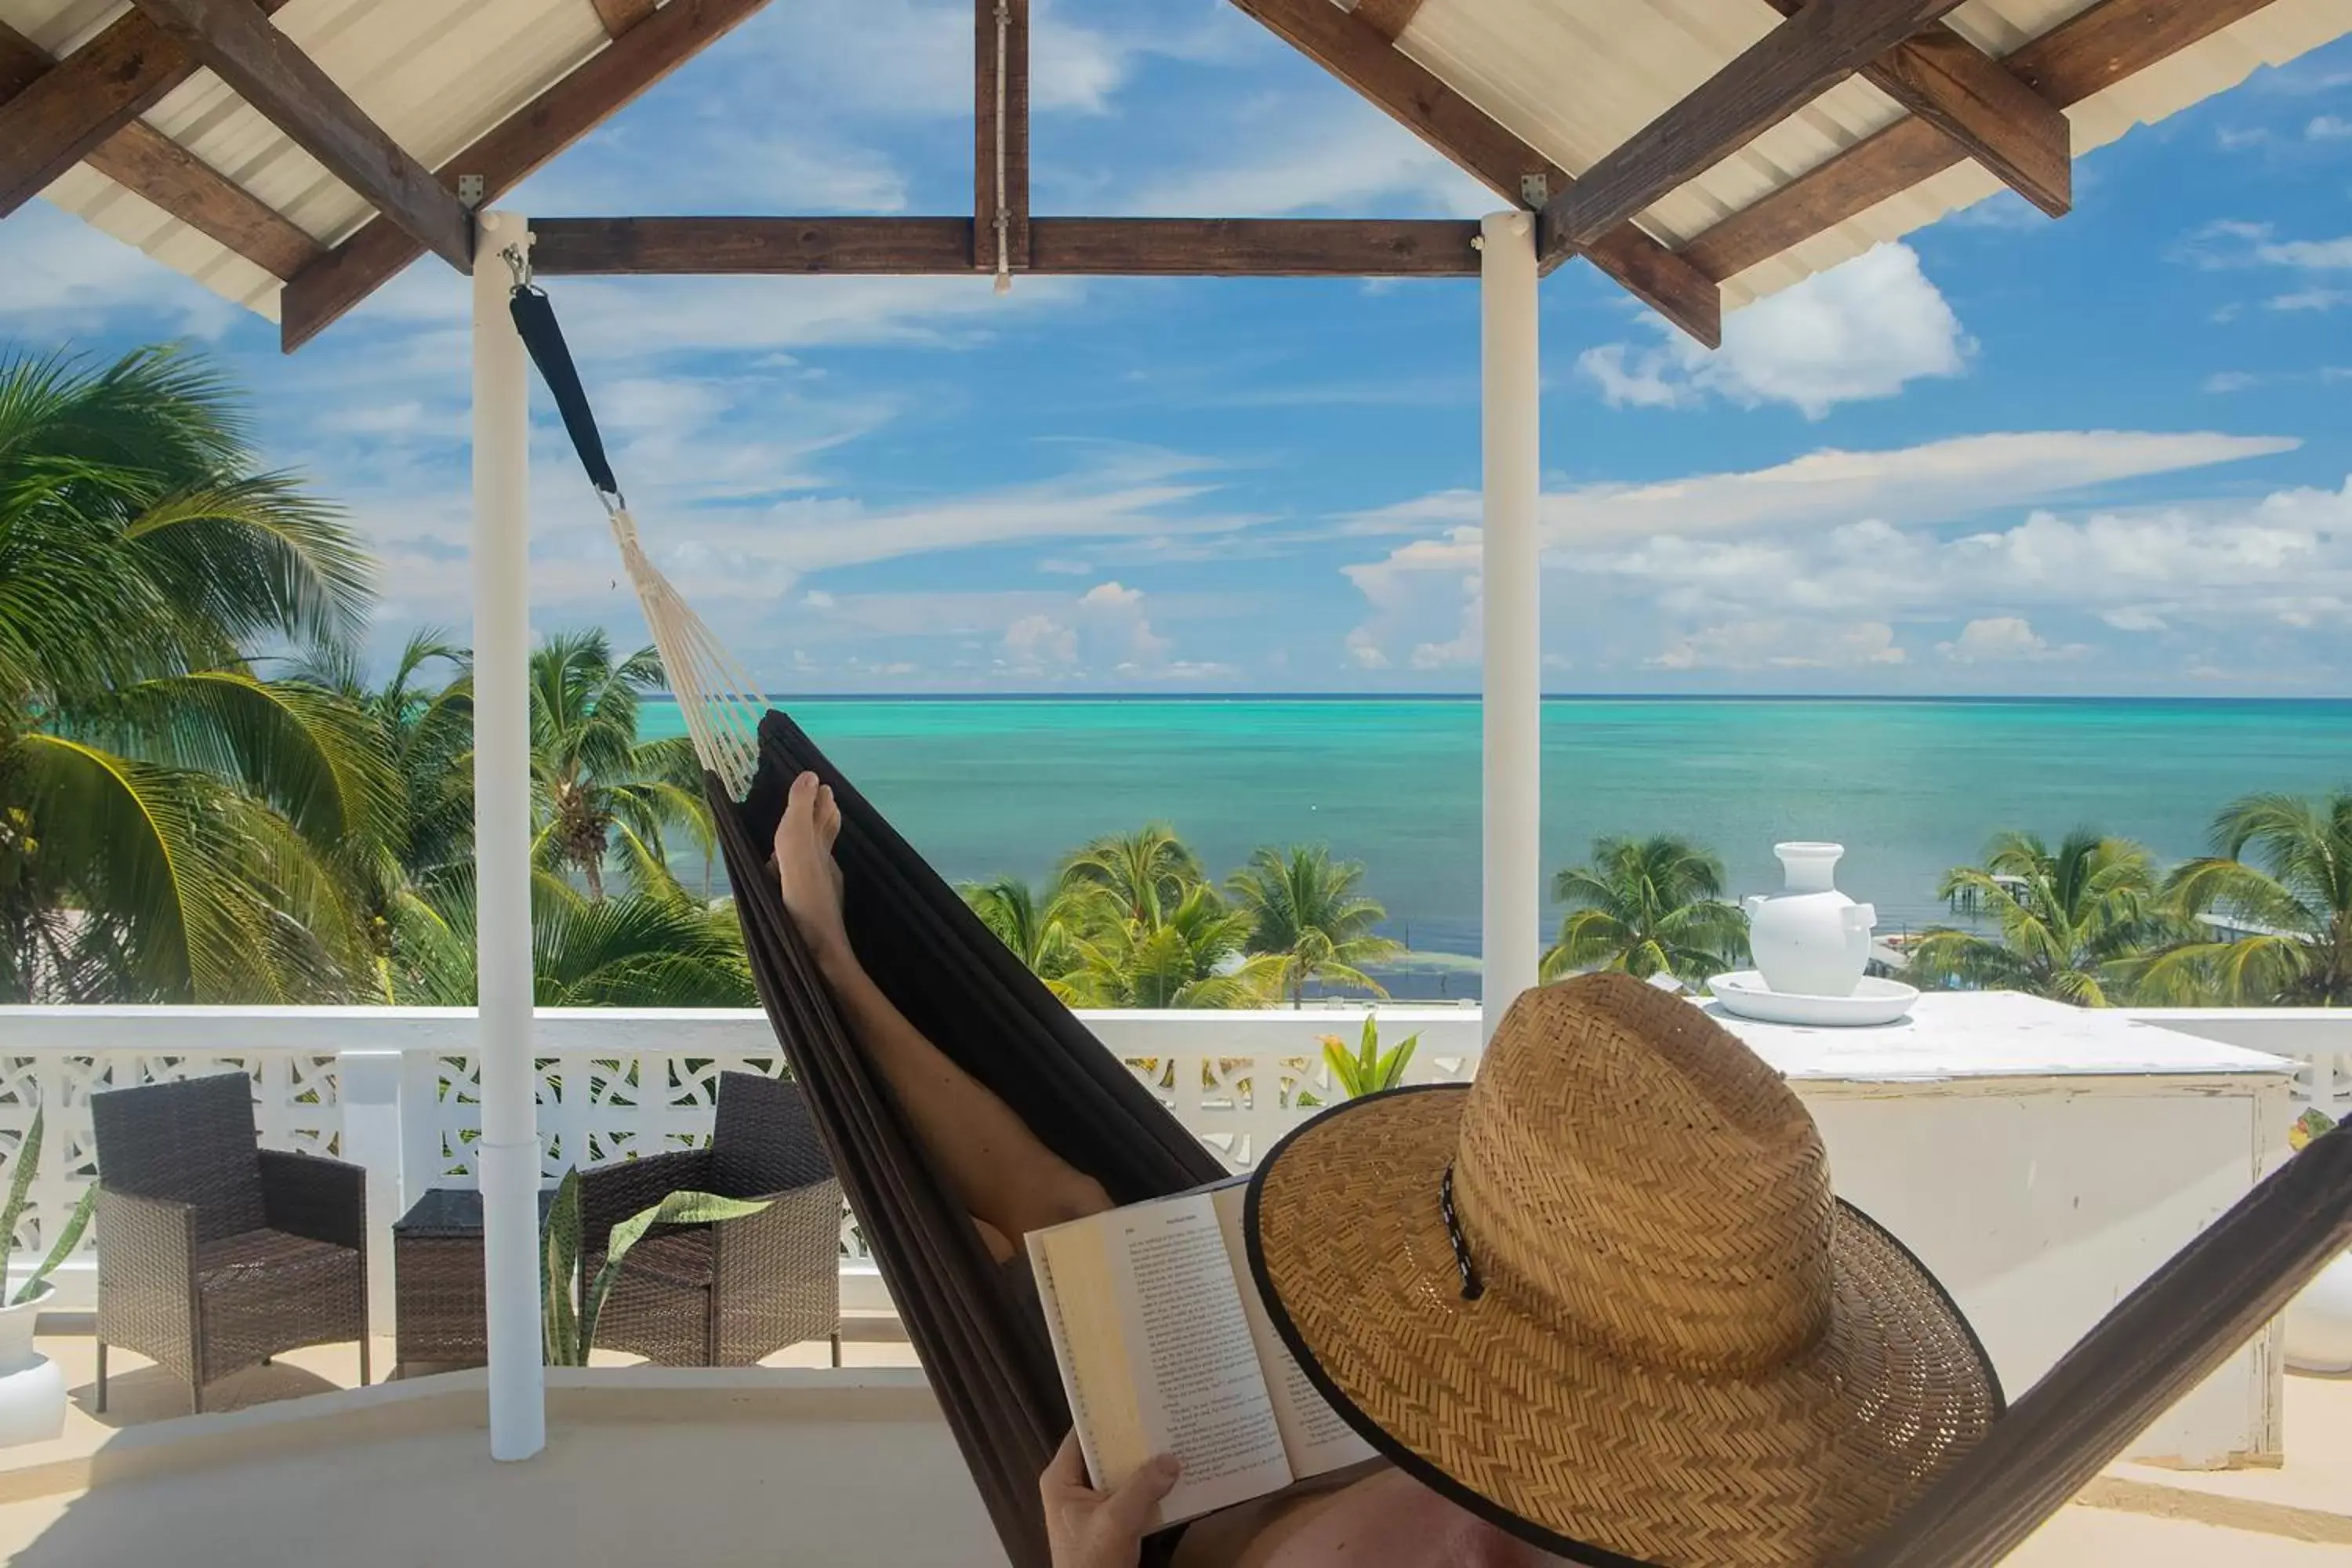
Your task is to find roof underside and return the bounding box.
[7,0,2351,332]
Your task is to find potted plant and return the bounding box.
[538,1166,771,1366]
[1315,1014,1421,1102]
[2285,1106,2352,1374]
[0,1111,96,1446]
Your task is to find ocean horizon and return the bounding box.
[641,695,2352,1000]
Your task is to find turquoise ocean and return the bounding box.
[640,697,2352,1000]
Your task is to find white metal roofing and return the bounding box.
[1399,0,2352,308]
[10,0,608,318]
[9,0,2352,327]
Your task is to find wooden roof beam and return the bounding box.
[526,216,1483,277]
[1680,0,2279,284]
[1545,0,1973,257]
[0,16,321,280]
[0,0,293,220]
[131,0,470,269]
[1762,0,2068,218]
[1351,0,1428,43]
[1227,0,1719,346]
[590,0,660,36]
[975,0,1030,274]
[280,0,776,352]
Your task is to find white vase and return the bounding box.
[0,1282,64,1447]
[1743,843,1876,1000]
[2286,1252,2352,1374]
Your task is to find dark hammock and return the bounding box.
[710,710,1225,1568]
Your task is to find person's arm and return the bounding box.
[1042,1433,1181,1568]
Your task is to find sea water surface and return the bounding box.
[642,697,2350,997]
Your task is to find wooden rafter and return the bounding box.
[1680,0,2278,284]
[590,0,661,37]
[1761,0,2068,218]
[131,0,470,269]
[0,16,321,280]
[975,0,1030,274]
[1227,0,1720,346]
[527,216,1483,277]
[280,0,778,352]
[0,0,294,220]
[1548,0,1973,254]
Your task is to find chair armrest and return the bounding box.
[713,1176,845,1293]
[260,1150,367,1252]
[93,1188,197,1345]
[579,1149,714,1247]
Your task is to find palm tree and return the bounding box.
[528,630,710,900]
[962,875,1089,1001]
[1066,884,1284,1009]
[2141,792,2352,1005]
[1226,844,1401,1005]
[387,866,754,1007]
[1059,824,1204,928]
[1905,829,2180,1006]
[1540,835,1748,984]
[0,347,387,1003]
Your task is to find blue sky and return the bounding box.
[5,2,2350,695]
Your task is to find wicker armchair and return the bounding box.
[90,1073,368,1414]
[579,1071,842,1367]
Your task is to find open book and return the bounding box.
[1026,1178,1378,1529]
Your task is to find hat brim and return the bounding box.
[1245,1084,2003,1568]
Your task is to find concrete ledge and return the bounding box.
[2078,1477,2352,1546]
[0,1366,942,1507]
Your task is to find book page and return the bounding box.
[1029,1192,1295,1526]
[1210,1182,1378,1479]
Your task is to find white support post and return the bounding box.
[472,210,546,1461]
[1479,210,1541,1042]
[335,1050,404,1355]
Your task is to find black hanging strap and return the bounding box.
[508,284,620,500]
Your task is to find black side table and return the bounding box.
[391,1186,557,1374]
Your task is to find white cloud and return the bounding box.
[1578,244,1969,419]
[1939,617,2083,663]
[2309,115,2352,140]
[2257,237,2352,270]
[2204,371,2260,394]
[1003,613,1080,669]
[2267,289,2350,313]
[1651,619,1907,671]
[0,201,241,339]
[1130,96,1490,218]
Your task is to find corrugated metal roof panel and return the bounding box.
[9,0,2351,327]
[12,0,608,320]
[1391,0,2352,310]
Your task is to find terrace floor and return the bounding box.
[0,1330,2346,1565]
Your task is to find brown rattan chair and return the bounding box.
[90,1072,368,1414]
[578,1070,843,1367]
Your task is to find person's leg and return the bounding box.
[774,771,1111,1260]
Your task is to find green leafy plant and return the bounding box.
[2,1111,96,1306]
[2291,1105,2339,1154]
[1318,1014,1421,1102]
[539,1166,771,1366]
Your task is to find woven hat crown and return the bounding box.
[1450,975,1835,1377]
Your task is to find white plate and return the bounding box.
[1705,971,1918,1028]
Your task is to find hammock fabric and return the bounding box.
[711,710,1225,1567]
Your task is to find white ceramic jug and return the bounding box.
[1743,843,1876,999]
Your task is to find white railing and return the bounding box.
[0,1001,2339,1314]
[0,1004,1481,1310]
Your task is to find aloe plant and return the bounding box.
[539,1165,771,1366]
[2,1111,96,1306]
[1318,1014,1421,1102]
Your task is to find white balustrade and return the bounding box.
[0,1001,2339,1312]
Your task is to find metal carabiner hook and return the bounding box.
[501,242,532,291]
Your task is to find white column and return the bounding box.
[1479,210,1541,1042]
[471,210,546,1461]
[335,1050,404,1354]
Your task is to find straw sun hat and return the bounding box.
[1244,973,2002,1567]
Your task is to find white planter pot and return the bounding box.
[2286,1251,2352,1374]
[1743,842,1876,1000]
[0,1283,64,1448]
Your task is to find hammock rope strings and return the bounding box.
[508,284,1225,1568]
[506,285,764,800]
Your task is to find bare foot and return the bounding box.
[774,771,849,965]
